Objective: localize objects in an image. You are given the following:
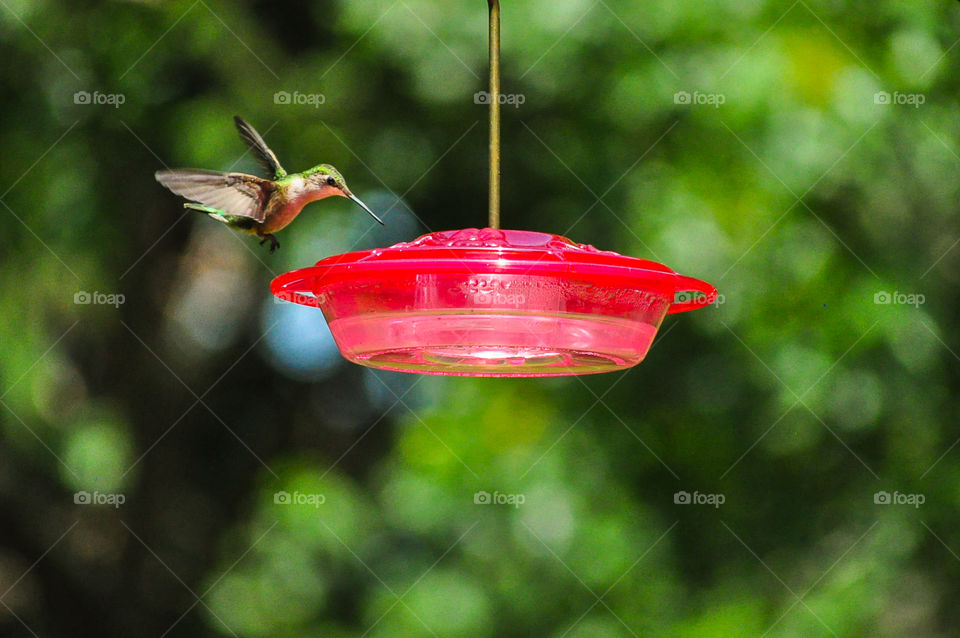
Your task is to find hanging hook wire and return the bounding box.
[488,0,501,229]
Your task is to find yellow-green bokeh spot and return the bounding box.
[60,407,133,492]
[264,462,378,558]
[782,29,849,107]
[398,381,554,475]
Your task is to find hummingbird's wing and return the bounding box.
[234,116,287,180]
[155,169,273,222]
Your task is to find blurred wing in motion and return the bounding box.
[234,116,287,179]
[155,169,272,222]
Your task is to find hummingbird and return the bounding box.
[155,116,383,253]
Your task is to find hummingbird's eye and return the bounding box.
[326,176,337,187]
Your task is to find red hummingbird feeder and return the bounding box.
[271,1,716,377]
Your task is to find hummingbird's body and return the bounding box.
[155,116,382,252]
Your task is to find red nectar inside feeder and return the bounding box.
[270,1,717,376]
[271,228,716,376]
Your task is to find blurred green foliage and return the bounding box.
[2,0,960,635]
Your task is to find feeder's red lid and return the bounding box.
[273,228,717,314]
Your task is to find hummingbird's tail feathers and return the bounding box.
[234,116,287,180]
[184,203,257,229]
[183,202,227,218]
[156,169,272,222]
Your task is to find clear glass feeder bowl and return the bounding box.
[271,228,717,376]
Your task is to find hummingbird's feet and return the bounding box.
[259,234,280,253]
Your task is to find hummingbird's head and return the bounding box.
[307,164,383,224]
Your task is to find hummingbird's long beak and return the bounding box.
[346,192,384,225]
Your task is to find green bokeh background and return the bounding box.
[1,0,959,635]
